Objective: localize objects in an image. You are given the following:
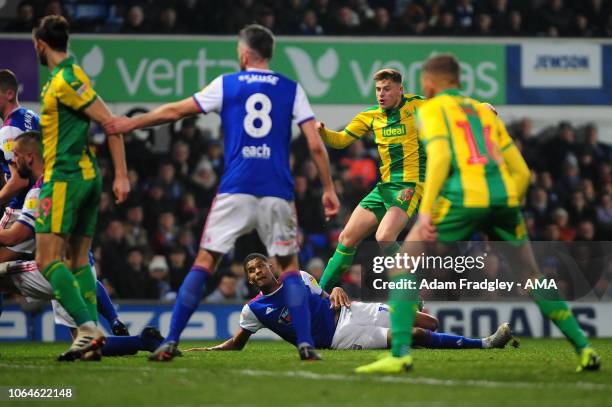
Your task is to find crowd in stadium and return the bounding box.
[2,0,612,38]
[85,116,612,302]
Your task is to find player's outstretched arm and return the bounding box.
[0,164,29,206]
[301,119,340,220]
[84,97,130,203]
[186,328,252,352]
[104,97,200,135]
[0,222,33,246]
[316,121,356,149]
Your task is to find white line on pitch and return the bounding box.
[237,369,611,391]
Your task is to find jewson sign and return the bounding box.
[521,43,602,88]
[60,37,506,104]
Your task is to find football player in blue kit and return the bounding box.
[188,253,514,352]
[104,24,340,361]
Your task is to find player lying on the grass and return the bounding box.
[356,54,601,375]
[187,253,513,352]
[317,69,425,292]
[0,260,163,357]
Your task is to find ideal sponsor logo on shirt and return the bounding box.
[238,74,279,85]
[382,123,407,138]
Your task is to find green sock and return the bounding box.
[530,279,588,351]
[389,273,418,357]
[382,241,401,257]
[73,265,98,323]
[42,261,91,326]
[319,242,356,291]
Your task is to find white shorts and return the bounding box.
[330,302,390,350]
[200,193,298,257]
[5,261,98,328]
[0,207,35,254]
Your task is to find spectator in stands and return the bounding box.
[4,1,35,32]
[527,187,552,228]
[342,264,362,299]
[158,6,182,34]
[158,161,184,207]
[171,141,191,183]
[568,190,596,226]
[506,10,527,36]
[398,4,428,35]
[368,7,396,35]
[168,245,190,292]
[572,14,597,37]
[583,124,610,165]
[300,9,324,35]
[190,158,217,207]
[149,255,176,301]
[280,0,304,34]
[473,13,495,35]
[153,211,179,254]
[97,190,115,234]
[455,0,476,33]
[489,0,510,33]
[576,220,597,241]
[116,247,156,299]
[429,9,456,36]
[313,0,333,31]
[100,220,129,292]
[206,274,241,303]
[552,208,576,241]
[595,193,612,239]
[333,6,361,35]
[121,5,148,33]
[124,203,149,252]
[538,0,572,36]
[257,7,276,32]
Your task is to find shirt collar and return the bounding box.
[436,88,463,97]
[50,56,74,77]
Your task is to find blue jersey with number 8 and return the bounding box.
[193,69,315,201]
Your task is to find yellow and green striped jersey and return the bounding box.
[417,89,519,208]
[40,56,99,182]
[341,94,426,184]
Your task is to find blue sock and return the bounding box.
[96,280,118,323]
[282,271,314,347]
[166,266,209,344]
[426,331,483,349]
[102,336,142,356]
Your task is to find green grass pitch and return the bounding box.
[1,339,611,407]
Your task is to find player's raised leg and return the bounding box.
[320,205,378,291]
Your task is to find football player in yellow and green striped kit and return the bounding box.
[33,15,130,360]
[356,54,601,374]
[318,68,425,292]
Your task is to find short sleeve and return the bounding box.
[193,76,223,114]
[0,125,22,162]
[292,84,315,125]
[239,304,264,333]
[56,67,98,111]
[417,102,449,145]
[17,186,40,232]
[300,271,323,295]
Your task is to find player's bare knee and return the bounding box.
[338,230,359,248]
[194,249,218,271]
[375,228,396,243]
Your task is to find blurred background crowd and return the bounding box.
[1,0,612,38]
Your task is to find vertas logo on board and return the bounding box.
[62,38,506,104]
